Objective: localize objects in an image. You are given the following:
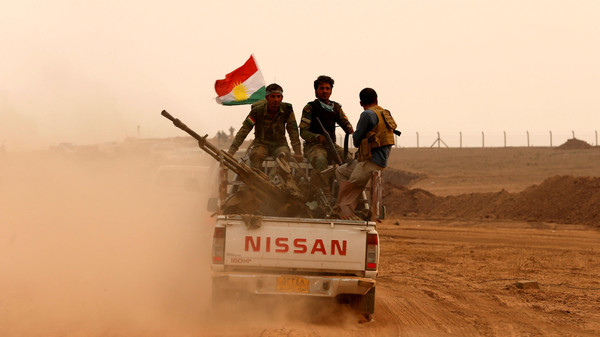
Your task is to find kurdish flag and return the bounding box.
[215,55,266,105]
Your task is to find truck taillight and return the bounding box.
[212,227,226,264]
[366,233,378,271]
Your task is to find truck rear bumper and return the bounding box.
[212,272,376,298]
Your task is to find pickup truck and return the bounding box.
[158,111,382,320]
[210,160,382,321]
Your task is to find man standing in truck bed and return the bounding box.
[299,75,354,197]
[228,83,303,169]
[336,87,396,220]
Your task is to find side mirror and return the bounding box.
[207,197,219,213]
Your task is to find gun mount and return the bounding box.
[161,110,312,217]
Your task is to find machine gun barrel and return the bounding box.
[161,110,310,216]
[161,110,242,173]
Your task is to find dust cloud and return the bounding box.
[211,295,362,336]
[0,147,215,336]
[0,145,365,337]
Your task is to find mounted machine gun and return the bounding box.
[161,110,311,217]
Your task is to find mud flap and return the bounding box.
[351,287,375,321]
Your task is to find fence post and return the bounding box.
[572,130,575,139]
[416,132,419,148]
[550,131,553,147]
[596,130,598,146]
[527,131,530,147]
[481,131,484,148]
[503,131,506,148]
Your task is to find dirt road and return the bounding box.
[373,219,600,337]
[205,219,600,337]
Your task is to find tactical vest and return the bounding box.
[254,103,292,144]
[358,105,397,162]
[308,100,339,142]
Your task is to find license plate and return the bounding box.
[276,276,309,293]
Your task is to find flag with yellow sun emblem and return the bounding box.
[214,55,266,105]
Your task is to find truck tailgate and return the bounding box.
[222,217,368,272]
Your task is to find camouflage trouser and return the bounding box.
[305,144,345,171]
[248,142,290,169]
[306,144,345,198]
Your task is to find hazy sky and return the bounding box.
[2,0,599,149]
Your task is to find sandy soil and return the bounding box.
[2,143,599,336]
[374,219,600,337]
[388,146,600,196]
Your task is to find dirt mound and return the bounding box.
[558,138,593,149]
[382,168,425,188]
[384,175,600,225]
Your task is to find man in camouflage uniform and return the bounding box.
[299,75,354,195]
[228,83,303,169]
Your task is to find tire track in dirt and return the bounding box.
[375,220,600,337]
[258,327,320,337]
[375,284,481,336]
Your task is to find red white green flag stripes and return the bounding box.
[214,55,266,106]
